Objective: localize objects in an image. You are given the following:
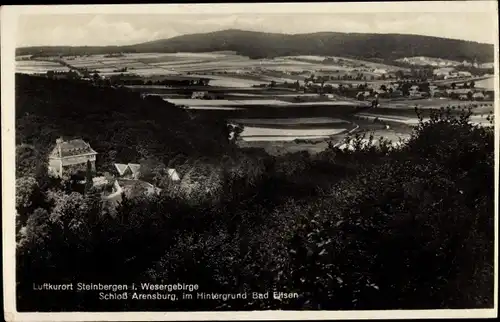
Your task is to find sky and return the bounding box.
[15,9,497,47]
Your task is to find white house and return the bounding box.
[373,68,387,75]
[48,138,97,178]
[433,67,454,77]
[472,92,485,100]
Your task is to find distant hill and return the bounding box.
[16,29,494,63]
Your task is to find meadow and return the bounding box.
[475,77,495,90]
[16,52,406,84]
[15,60,70,74]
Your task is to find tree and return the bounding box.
[320,80,325,95]
[92,72,100,84]
[17,207,51,249]
[401,83,411,96]
[451,82,456,90]
[295,80,300,92]
[380,84,387,92]
[16,176,41,227]
[470,80,475,88]
[84,160,94,194]
[16,145,40,178]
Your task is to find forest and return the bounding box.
[15,74,495,311]
[16,29,494,63]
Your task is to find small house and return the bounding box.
[472,92,485,101]
[114,163,180,182]
[128,163,141,178]
[390,90,403,98]
[410,85,420,92]
[191,91,209,99]
[114,163,136,179]
[373,68,388,75]
[167,169,181,181]
[433,67,454,77]
[356,91,371,100]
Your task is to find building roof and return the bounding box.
[128,163,141,176]
[114,163,129,176]
[446,89,473,94]
[167,168,180,181]
[49,139,97,158]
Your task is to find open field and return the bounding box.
[379,98,494,109]
[230,117,349,126]
[17,51,408,85]
[475,77,495,90]
[280,55,405,71]
[15,60,70,74]
[15,51,494,155]
[240,126,349,142]
[395,56,462,67]
[165,97,369,109]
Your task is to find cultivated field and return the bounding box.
[240,126,349,142]
[475,77,495,90]
[15,60,70,74]
[16,52,406,84]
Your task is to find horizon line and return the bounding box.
[16,28,495,49]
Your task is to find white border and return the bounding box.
[2,2,499,321]
[2,2,498,14]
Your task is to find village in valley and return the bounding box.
[15,48,495,204]
[16,47,495,159]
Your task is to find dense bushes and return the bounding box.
[15,75,494,311]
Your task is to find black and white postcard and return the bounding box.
[1,2,498,321]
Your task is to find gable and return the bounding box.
[167,168,181,181]
[128,163,141,176]
[114,163,129,176]
[49,146,61,159]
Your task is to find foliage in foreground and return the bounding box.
[16,105,494,311]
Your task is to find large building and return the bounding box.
[48,138,97,177]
